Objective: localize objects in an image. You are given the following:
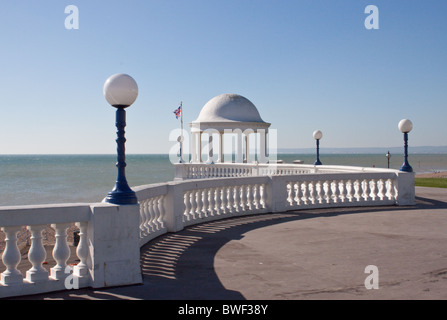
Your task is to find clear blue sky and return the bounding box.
[1,0,446,154]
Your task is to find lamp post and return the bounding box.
[177,135,184,163]
[386,151,391,168]
[313,130,323,165]
[398,119,413,173]
[103,73,139,205]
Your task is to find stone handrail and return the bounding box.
[0,168,414,299]
[174,162,400,180]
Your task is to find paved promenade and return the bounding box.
[10,187,447,300]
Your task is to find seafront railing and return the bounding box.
[136,166,415,246]
[173,162,399,180]
[0,165,415,298]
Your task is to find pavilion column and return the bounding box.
[191,132,197,163]
[244,133,250,163]
[236,130,243,163]
[217,132,223,163]
[206,132,214,164]
[259,129,267,163]
[199,132,203,163]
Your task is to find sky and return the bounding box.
[0,0,446,154]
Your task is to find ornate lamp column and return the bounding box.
[313,130,323,165]
[103,73,139,205]
[398,119,413,173]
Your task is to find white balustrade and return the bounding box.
[284,173,398,210]
[0,165,414,299]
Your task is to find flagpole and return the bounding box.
[179,101,184,163]
[180,101,183,137]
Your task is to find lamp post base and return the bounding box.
[105,189,138,205]
[399,163,413,173]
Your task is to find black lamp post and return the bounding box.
[386,151,391,168]
[103,73,139,205]
[313,130,323,165]
[398,119,413,173]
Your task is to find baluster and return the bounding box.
[138,200,146,236]
[208,188,216,216]
[143,199,153,233]
[293,182,300,206]
[363,179,371,202]
[370,180,377,201]
[195,190,203,218]
[246,185,253,210]
[332,180,339,203]
[154,196,163,230]
[353,180,361,202]
[309,181,317,204]
[377,179,385,200]
[219,187,227,214]
[157,195,165,229]
[233,185,241,213]
[26,225,49,283]
[302,182,309,205]
[190,190,198,219]
[1,226,23,285]
[388,179,398,200]
[202,189,210,217]
[145,198,154,230]
[74,222,89,278]
[50,223,71,280]
[215,187,223,215]
[184,191,192,222]
[227,186,234,213]
[240,185,247,211]
[338,180,346,203]
[286,183,293,206]
[325,181,333,204]
[146,198,157,229]
[345,180,352,202]
[260,184,266,208]
[253,184,260,210]
[314,181,321,204]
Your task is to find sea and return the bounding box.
[0,153,446,207]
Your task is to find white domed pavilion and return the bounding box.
[189,93,271,164]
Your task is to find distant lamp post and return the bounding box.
[103,73,139,205]
[386,151,391,168]
[398,119,413,173]
[177,135,184,163]
[313,130,323,165]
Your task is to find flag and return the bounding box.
[173,105,181,119]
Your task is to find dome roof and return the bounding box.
[194,93,266,123]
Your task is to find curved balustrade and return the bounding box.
[135,168,414,247]
[174,162,396,180]
[0,166,414,298]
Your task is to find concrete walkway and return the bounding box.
[9,187,447,300]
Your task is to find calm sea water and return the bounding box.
[0,153,446,207]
